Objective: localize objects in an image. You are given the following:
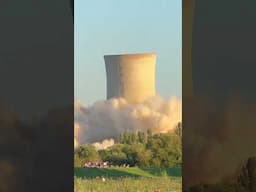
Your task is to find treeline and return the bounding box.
[74,123,182,168]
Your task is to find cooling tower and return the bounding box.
[104,53,157,104]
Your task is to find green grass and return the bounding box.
[74,177,181,192]
[141,168,181,177]
[74,167,181,179]
[74,167,182,192]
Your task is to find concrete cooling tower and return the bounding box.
[104,53,157,104]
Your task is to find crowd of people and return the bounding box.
[83,161,110,168]
[83,161,131,168]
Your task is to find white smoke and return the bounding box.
[92,139,115,151]
[74,96,181,148]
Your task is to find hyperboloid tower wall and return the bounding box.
[104,53,157,104]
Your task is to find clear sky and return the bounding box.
[75,0,181,105]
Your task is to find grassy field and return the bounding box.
[74,167,181,178]
[74,167,181,192]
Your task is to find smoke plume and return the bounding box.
[92,139,115,151]
[74,96,181,148]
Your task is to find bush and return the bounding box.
[75,129,182,168]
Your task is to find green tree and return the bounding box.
[146,134,182,167]
[175,122,182,138]
[107,144,127,165]
[74,153,83,167]
[98,149,112,162]
[138,131,146,144]
[74,131,182,168]
[147,129,153,138]
[123,132,130,144]
[125,143,152,167]
[118,133,124,143]
[130,132,137,143]
[76,145,101,163]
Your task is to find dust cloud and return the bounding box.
[74,96,181,148]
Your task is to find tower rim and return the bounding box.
[104,53,157,58]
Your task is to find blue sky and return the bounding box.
[75,0,181,105]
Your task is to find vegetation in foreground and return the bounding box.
[74,167,181,192]
[74,125,182,192]
[74,167,181,178]
[74,123,182,168]
[74,177,181,192]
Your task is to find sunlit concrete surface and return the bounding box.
[104,53,156,104]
